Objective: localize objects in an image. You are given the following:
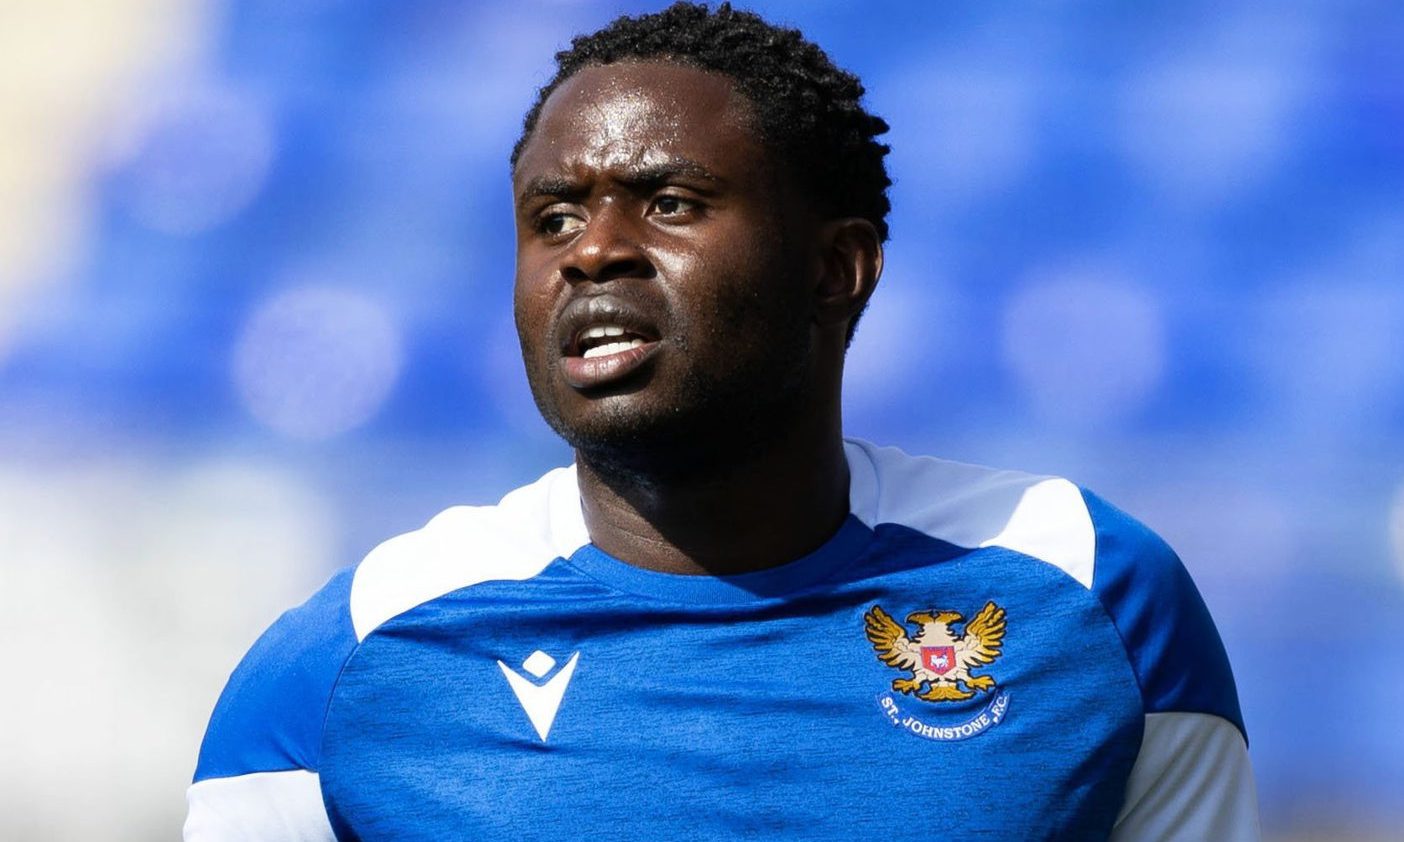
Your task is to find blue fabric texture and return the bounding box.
[318,524,1143,840]
[1083,489,1246,740]
[193,566,358,781]
[191,465,1247,839]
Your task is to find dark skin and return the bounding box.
[513,61,882,576]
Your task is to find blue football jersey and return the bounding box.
[185,439,1259,840]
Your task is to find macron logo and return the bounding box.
[497,650,579,742]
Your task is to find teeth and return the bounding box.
[581,338,646,359]
[582,324,628,341]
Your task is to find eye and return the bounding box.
[538,210,585,236]
[648,194,698,218]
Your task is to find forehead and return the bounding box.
[514,61,764,186]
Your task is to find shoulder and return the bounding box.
[846,437,1095,584]
[844,437,1245,737]
[348,464,588,640]
[194,564,357,782]
[193,464,588,784]
[187,466,588,838]
[1081,488,1245,736]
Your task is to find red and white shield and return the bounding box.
[921,645,956,675]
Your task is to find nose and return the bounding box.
[560,205,651,284]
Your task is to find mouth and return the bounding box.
[572,324,655,359]
[557,300,664,390]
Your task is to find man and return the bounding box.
[186,4,1258,839]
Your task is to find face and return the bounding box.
[512,61,822,474]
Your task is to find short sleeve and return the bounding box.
[1083,489,1245,736]
[1083,489,1258,840]
[185,566,358,841]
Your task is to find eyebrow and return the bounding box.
[516,159,723,204]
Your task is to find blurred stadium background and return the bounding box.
[2,0,1401,838]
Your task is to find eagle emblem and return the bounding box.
[864,602,1007,703]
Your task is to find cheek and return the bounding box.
[703,234,807,321]
[512,273,554,357]
[676,275,801,364]
[512,244,561,318]
[657,221,775,300]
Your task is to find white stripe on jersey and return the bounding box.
[185,769,334,842]
[845,439,1096,587]
[348,465,589,642]
[1113,712,1261,841]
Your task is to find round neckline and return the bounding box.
[565,515,873,605]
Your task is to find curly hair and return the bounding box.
[511,1,892,249]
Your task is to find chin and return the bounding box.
[547,387,804,485]
[524,323,816,479]
[552,401,714,474]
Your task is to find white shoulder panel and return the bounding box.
[844,438,1095,588]
[1112,712,1261,841]
[184,770,335,842]
[350,465,588,641]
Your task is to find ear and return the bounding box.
[812,218,883,331]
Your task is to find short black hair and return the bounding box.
[513,1,891,239]
[512,2,892,340]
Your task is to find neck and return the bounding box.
[575,412,851,576]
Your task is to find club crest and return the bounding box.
[921,645,956,675]
[864,601,1010,741]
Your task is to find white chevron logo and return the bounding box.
[497,650,579,742]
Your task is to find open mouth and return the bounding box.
[572,324,654,359]
[555,296,665,390]
[561,321,662,389]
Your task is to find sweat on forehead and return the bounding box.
[509,0,893,255]
[513,62,758,181]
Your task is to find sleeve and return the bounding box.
[184,566,359,842]
[1082,490,1261,841]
